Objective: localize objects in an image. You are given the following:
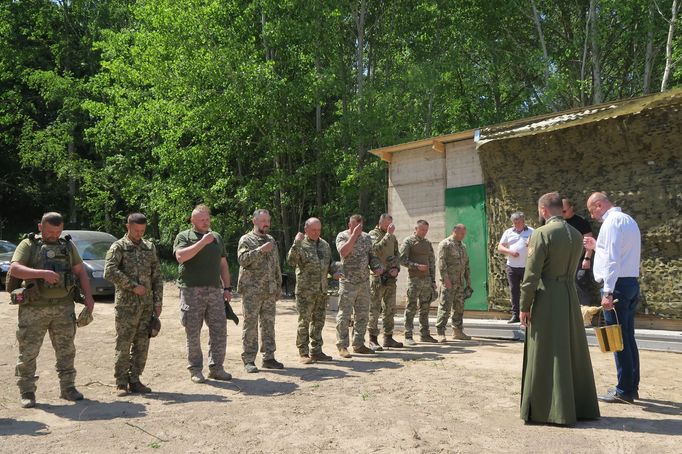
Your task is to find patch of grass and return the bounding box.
[159,260,178,282]
[149,441,161,449]
[360,391,369,401]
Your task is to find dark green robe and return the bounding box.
[520,216,600,425]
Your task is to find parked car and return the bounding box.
[62,230,116,296]
[0,240,17,289]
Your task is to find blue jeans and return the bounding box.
[603,277,640,398]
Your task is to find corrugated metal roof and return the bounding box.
[477,88,682,149]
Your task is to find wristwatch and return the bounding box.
[223,287,232,292]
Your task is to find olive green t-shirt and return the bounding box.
[11,237,83,267]
[173,229,226,288]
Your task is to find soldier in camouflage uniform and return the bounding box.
[335,214,384,357]
[237,209,283,373]
[436,224,473,342]
[104,213,163,396]
[174,205,233,384]
[399,219,438,345]
[368,213,403,350]
[287,217,342,364]
[9,212,96,408]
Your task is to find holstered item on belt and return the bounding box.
[10,287,29,305]
[9,282,39,305]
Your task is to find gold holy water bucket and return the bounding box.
[594,308,624,353]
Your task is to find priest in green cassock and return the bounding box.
[519,192,600,425]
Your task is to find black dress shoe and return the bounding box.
[507,314,520,324]
[598,389,633,404]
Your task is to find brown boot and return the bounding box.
[352,344,375,354]
[129,381,152,393]
[436,332,447,343]
[420,333,439,343]
[299,354,313,364]
[453,328,472,340]
[310,351,333,362]
[114,384,129,397]
[382,335,404,348]
[368,335,384,351]
[338,347,352,358]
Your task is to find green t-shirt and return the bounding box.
[173,229,226,288]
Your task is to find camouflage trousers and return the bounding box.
[436,285,465,333]
[241,292,277,364]
[114,299,154,385]
[15,303,76,393]
[295,292,327,356]
[180,287,227,373]
[368,276,397,336]
[405,277,434,337]
[336,280,370,349]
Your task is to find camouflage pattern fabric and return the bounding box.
[237,231,281,363]
[404,277,434,337]
[287,236,340,355]
[179,287,227,372]
[15,304,77,393]
[104,234,163,385]
[334,230,382,284]
[368,227,400,337]
[335,280,371,349]
[436,237,471,333]
[368,275,397,336]
[399,234,436,280]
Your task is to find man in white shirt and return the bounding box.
[498,212,534,323]
[584,192,641,404]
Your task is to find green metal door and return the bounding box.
[444,185,488,310]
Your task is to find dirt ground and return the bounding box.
[0,283,680,453]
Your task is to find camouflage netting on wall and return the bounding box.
[477,101,682,318]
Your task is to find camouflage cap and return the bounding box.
[76,307,93,327]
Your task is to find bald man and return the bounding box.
[174,204,233,384]
[584,192,641,404]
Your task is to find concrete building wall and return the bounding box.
[388,145,446,303]
[445,140,483,188]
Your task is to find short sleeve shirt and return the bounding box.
[499,226,534,268]
[173,229,226,288]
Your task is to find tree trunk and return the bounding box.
[643,1,655,94]
[661,0,680,92]
[355,0,369,215]
[589,0,603,104]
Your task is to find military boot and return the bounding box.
[262,358,284,369]
[352,344,375,354]
[382,335,404,348]
[310,351,333,361]
[338,348,352,358]
[190,371,206,383]
[419,333,439,343]
[244,362,259,373]
[403,335,417,346]
[60,387,84,401]
[20,392,36,408]
[436,331,447,343]
[129,381,152,393]
[208,368,233,381]
[115,384,129,397]
[368,335,384,352]
[299,354,313,364]
[453,327,472,340]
